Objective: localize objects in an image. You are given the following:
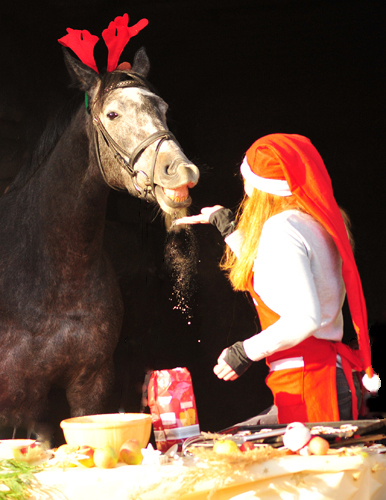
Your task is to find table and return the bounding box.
[32,449,386,500]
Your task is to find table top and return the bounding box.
[31,447,386,500]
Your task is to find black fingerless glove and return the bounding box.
[224,341,253,376]
[209,208,236,238]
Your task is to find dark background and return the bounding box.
[0,0,385,441]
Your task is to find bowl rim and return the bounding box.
[60,412,152,430]
[0,439,36,449]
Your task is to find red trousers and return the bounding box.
[248,282,364,423]
[265,336,363,423]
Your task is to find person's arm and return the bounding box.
[213,342,253,381]
[242,217,321,361]
[173,206,225,226]
[208,208,236,237]
[214,216,322,380]
[213,348,240,381]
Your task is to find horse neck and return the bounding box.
[28,107,110,256]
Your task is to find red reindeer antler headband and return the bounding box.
[58,13,149,73]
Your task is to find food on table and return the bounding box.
[119,439,143,465]
[51,438,145,468]
[310,424,358,437]
[56,444,80,456]
[213,439,240,455]
[76,445,95,467]
[52,444,87,468]
[12,441,50,465]
[308,436,330,455]
[93,445,118,469]
[240,442,255,452]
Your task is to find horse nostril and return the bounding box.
[166,162,178,175]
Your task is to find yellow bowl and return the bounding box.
[60,413,152,455]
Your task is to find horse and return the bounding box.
[0,47,199,440]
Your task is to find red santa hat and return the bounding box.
[241,133,379,389]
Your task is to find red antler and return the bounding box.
[102,13,149,72]
[58,28,99,73]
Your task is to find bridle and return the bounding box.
[89,72,178,199]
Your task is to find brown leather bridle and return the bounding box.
[90,72,179,199]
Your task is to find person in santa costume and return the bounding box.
[175,133,380,424]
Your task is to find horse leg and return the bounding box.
[65,361,115,417]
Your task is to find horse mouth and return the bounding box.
[163,186,189,203]
[155,185,192,212]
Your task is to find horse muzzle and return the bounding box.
[154,161,199,214]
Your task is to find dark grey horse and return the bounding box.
[0,48,199,439]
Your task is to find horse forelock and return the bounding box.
[92,70,158,114]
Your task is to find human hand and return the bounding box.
[213,348,239,381]
[174,205,224,225]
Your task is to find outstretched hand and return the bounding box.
[174,205,224,225]
[213,348,239,381]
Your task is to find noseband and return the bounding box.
[90,72,177,199]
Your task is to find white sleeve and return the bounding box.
[243,218,321,362]
[224,229,244,258]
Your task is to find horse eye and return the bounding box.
[107,112,119,120]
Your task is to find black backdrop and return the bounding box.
[1,0,385,442]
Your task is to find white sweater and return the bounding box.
[225,210,345,362]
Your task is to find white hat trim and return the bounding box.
[240,157,292,197]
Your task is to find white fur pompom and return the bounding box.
[362,373,381,393]
[283,422,311,452]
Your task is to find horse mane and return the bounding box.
[7,69,157,193]
[7,93,84,193]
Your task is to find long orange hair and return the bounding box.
[221,186,353,292]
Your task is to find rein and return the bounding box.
[90,72,177,199]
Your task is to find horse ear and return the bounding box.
[63,48,101,93]
[131,47,150,78]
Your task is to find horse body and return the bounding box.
[0,48,199,435]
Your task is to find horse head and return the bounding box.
[64,48,199,216]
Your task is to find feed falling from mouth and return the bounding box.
[164,222,198,322]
